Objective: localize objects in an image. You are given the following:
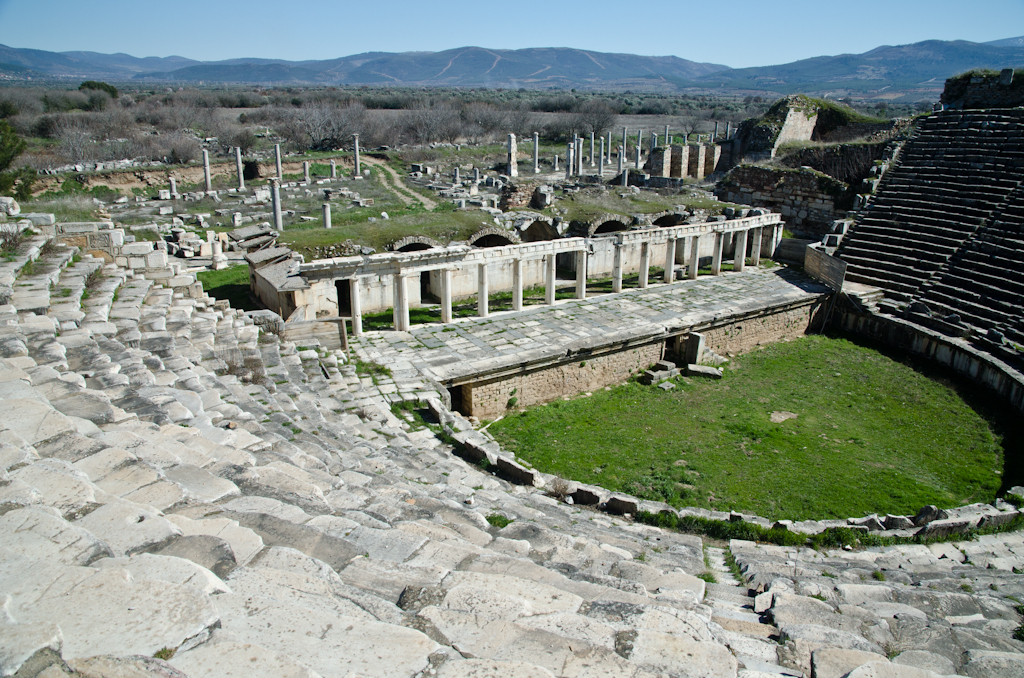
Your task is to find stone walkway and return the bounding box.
[353,266,829,382]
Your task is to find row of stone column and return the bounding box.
[611,226,770,293]
[202,135,361,199]
[347,226,775,335]
[347,252,589,336]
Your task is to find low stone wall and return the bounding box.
[700,300,826,357]
[837,309,1024,413]
[715,165,848,239]
[458,297,826,419]
[461,342,663,419]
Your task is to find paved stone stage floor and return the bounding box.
[353,266,829,383]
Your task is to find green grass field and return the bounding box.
[489,335,1015,521]
[197,265,260,311]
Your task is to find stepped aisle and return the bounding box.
[1,235,1022,678]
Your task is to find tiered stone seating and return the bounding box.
[918,184,1024,332]
[1,237,1022,678]
[839,110,1024,302]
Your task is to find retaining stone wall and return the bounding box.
[700,301,825,357]
[715,166,846,239]
[462,342,664,419]
[460,299,824,419]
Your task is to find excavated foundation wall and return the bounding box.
[458,299,825,418]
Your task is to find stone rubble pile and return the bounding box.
[0,234,1021,678]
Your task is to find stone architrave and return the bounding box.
[202,150,212,193]
[235,147,245,191]
[507,134,519,177]
[533,132,540,173]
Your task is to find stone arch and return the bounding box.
[522,220,559,242]
[388,236,441,252]
[592,219,630,236]
[468,227,520,248]
[653,212,686,227]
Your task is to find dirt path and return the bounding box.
[362,156,437,210]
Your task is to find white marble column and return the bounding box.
[303,161,310,184]
[589,132,596,167]
[440,268,453,323]
[688,235,700,280]
[202,150,212,192]
[612,243,624,293]
[750,227,763,266]
[545,254,557,305]
[575,249,587,300]
[350,277,362,336]
[235,147,245,191]
[275,144,283,179]
[639,241,650,289]
[711,232,724,276]
[393,273,409,331]
[270,178,283,232]
[533,132,540,173]
[733,228,748,272]
[353,134,361,175]
[322,203,331,229]
[330,158,336,179]
[512,259,523,312]
[664,237,676,283]
[477,263,489,317]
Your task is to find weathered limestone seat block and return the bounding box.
[0,228,1021,678]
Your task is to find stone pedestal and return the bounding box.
[211,240,228,270]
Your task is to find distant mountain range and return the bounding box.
[0,37,1022,100]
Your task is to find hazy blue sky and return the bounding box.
[1,0,1022,68]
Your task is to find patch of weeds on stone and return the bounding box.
[486,513,513,528]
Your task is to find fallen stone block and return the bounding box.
[605,495,639,515]
[685,364,722,379]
